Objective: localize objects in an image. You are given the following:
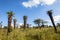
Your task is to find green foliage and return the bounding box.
[0,27,60,40]
[57,23,60,27]
[7,11,14,17]
[23,15,27,20]
[33,19,41,27]
[33,19,41,25]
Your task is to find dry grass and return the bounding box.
[0,27,60,40]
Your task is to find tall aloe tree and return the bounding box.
[13,18,16,29]
[47,10,57,33]
[7,11,14,34]
[23,15,27,30]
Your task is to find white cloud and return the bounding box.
[53,15,60,22]
[46,15,60,23]
[22,0,56,8]
[22,0,40,8]
[19,23,23,26]
[42,0,56,5]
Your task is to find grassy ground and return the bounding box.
[0,27,60,40]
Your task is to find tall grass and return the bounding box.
[0,27,60,40]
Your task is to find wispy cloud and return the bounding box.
[46,15,60,23]
[53,15,60,22]
[19,23,23,25]
[22,0,56,8]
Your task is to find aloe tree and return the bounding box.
[23,15,27,30]
[27,24,29,28]
[34,19,41,27]
[7,11,14,35]
[47,10,57,33]
[13,18,16,29]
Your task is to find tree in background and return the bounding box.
[3,26,8,29]
[23,15,27,30]
[41,20,47,27]
[7,11,14,35]
[57,23,60,27]
[13,18,17,29]
[0,21,2,29]
[47,10,57,33]
[34,19,41,28]
[27,24,29,28]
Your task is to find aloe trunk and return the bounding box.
[8,16,12,33]
[14,19,16,29]
[23,16,27,30]
[47,10,57,33]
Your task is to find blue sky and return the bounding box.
[0,0,60,27]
